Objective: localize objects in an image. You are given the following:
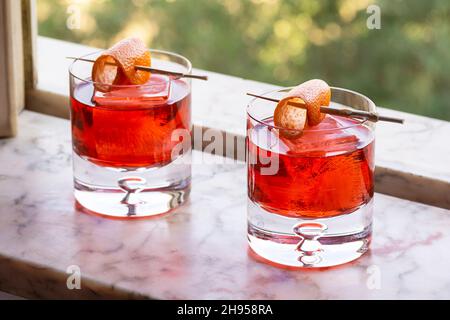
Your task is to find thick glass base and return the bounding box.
[73,151,191,219]
[247,198,372,268]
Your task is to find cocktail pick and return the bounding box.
[246,93,404,124]
[67,56,208,81]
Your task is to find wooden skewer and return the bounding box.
[67,56,208,81]
[246,93,404,124]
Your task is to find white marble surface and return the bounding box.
[36,37,450,209]
[0,111,449,299]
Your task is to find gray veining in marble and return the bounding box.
[0,111,449,299]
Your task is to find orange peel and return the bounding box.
[92,37,151,92]
[286,79,331,126]
[274,79,331,138]
[274,97,307,138]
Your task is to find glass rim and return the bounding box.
[246,86,376,133]
[69,48,193,88]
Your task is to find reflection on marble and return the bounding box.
[0,111,449,299]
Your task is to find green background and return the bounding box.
[38,0,450,120]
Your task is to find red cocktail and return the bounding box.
[248,115,374,218]
[247,86,376,268]
[71,74,191,169]
[69,48,192,219]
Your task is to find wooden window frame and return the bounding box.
[0,0,25,137]
[0,0,61,137]
[21,0,69,119]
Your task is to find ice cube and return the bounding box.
[93,74,171,107]
[282,115,361,157]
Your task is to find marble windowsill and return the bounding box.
[34,37,450,209]
[0,111,450,299]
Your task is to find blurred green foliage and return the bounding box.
[38,0,450,120]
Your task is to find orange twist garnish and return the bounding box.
[274,79,331,138]
[273,97,307,139]
[92,37,151,92]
